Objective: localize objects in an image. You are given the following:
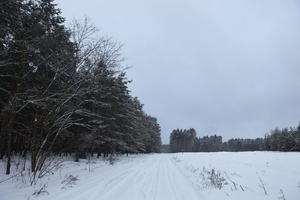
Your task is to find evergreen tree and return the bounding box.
[0,0,162,177]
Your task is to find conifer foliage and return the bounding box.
[169,124,300,153]
[0,0,161,176]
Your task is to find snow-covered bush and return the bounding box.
[61,175,79,188]
[199,167,228,189]
[32,184,49,197]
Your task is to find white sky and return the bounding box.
[55,0,300,144]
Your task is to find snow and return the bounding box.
[0,152,299,200]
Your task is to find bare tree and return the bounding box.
[70,17,124,72]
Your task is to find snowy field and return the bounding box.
[0,152,300,200]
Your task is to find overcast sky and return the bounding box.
[56,0,300,144]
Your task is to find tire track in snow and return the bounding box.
[43,154,203,200]
[50,156,150,200]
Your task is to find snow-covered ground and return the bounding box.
[0,152,299,200]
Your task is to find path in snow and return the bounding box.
[1,152,299,200]
[50,154,202,200]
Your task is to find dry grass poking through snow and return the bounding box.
[172,152,300,200]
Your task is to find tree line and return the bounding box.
[169,124,300,152]
[0,0,161,178]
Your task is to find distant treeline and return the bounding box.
[0,0,161,178]
[169,124,300,152]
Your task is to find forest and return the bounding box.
[0,0,161,178]
[1,0,299,187]
[169,124,300,152]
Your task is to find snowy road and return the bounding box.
[1,152,300,200]
[52,154,202,200]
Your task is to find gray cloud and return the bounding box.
[56,0,300,143]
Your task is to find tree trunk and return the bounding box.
[31,114,38,172]
[0,134,6,159]
[1,109,15,175]
[6,122,12,175]
[75,152,80,162]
